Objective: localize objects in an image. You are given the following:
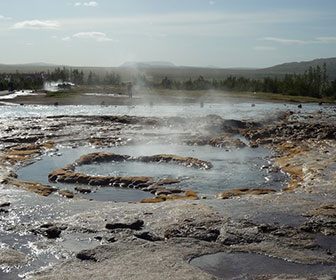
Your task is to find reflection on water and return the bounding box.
[190,252,335,279]
[0,102,334,120]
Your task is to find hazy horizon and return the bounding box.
[0,0,335,68]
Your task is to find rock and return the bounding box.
[216,188,276,199]
[106,219,144,231]
[134,231,164,242]
[6,178,58,196]
[45,226,62,239]
[88,176,111,186]
[32,224,63,239]
[141,190,199,203]
[75,186,92,194]
[76,250,98,261]
[164,221,220,242]
[301,203,336,235]
[58,189,74,198]
[0,248,27,266]
[0,201,10,207]
[140,197,166,203]
[169,188,184,194]
[155,188,172,196]
[248,141,259,148]
[75,152,130,166]
[137,154,213,170]
[185,190,198,198]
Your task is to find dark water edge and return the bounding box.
[190,252,335,279]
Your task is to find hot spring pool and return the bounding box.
[17,142,287,202]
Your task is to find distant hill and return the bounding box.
[120,61,176,68]
[260,57,336,80]
[20,62,57,67]
[1,58,336,80]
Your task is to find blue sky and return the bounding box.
[0,0,335,68]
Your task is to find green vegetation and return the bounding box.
[1,64,336,102]
[0,73,43,91]
[45,88,81,98]
[154,64,336,99]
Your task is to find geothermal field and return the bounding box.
[0,96,336,280]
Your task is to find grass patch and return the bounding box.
[46,89,80,98]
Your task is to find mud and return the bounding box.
[0,107,336,279]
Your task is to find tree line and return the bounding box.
[155,64,336,98]
[0,67,122,91]
[0,73,44,91]
[45,67,121,86]
[1,64,336,99]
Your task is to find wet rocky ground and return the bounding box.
[0,107,336,279]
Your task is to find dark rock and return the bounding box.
[107,237,117,243]
[76,250,97,261]
[88,177,111,186]
[169,188,184,194]
[34,224,63,238]
[155,189,172,196]
[106,219,144,231]
[75,186,92,194]
[0,201,10,207]
[164,220,221,242]
[134,231,163,242]
[45,226,62,239]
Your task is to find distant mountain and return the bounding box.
[120,61,176,68]
[260,57,336,79]
[0,62,57,67]
[1,57,336,80]
[19,62,57,66]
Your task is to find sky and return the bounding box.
[0,0,335,68]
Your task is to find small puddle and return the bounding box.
[190,252,335,279]
[316,235,336,251]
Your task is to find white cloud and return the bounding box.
[74,1,98,7]
[254,46,276,51]
[263,37,306,45]
[316,36,336,43]
[0,15,11,20]
[72,32,116,42]
[62,36,71,41]
[12,20,60,30]
[84,1,98,7]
